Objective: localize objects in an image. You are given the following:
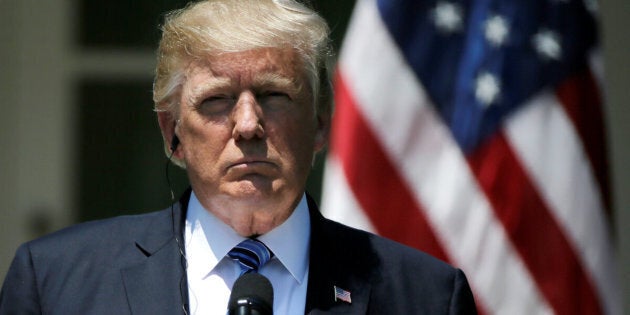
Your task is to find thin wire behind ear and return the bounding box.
[164,133,189,315]
[166,134,180,200]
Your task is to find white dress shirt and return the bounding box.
[185,191,310,314]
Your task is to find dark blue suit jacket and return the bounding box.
[0,191,477,314]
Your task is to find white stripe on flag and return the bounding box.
[505,92,621,315]
[321,155,376,233]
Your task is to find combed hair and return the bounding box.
[153,0,333,118]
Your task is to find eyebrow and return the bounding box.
[187,77,232,106]
[252,72,299,93]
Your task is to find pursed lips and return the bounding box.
[227,158,277,172]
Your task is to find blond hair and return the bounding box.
[153,0,333,118]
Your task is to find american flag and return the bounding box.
[321,0,620,314]
[334,286,352,304]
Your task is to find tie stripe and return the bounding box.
[228,238,273,274]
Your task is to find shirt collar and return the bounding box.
[185,191,310,283]
[258,195,310,284]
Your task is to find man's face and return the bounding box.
[168,47,327,236]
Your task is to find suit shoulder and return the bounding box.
[1,208,181,314]
[37,208,168,239]
[25,208,172,258]
[317,218,477,313]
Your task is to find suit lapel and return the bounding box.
[305,195,374,314]
[121,190,191,315]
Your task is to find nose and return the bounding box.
[232,92,264,140]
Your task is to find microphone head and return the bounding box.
[228,273,274,315]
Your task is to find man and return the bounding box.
[0,0,477,314]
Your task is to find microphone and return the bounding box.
[228,273,274,315]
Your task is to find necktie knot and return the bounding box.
[228,238,273,275]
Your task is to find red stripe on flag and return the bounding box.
[556,70,611,215]
[331,71,449,262]
[468,132,603,314]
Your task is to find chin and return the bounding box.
[227,177,291,198]
[228,184,272,201]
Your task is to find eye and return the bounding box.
[260,91,290,99]
[266,91,289,97]
[197,96,234,116]
[257,91,292,109]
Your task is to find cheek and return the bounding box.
[181,108,231,140]
[180,121,229,163]
[275,116,318,162]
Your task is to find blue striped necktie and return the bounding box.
[228,238,273,275]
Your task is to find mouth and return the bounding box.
[227,158,277,173]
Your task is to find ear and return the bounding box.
[157,111,181,158]
[313,111,331,153]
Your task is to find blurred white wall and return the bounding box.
[0,0,75,275]
[0,0,628,312]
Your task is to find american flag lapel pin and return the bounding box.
[333,285,352,304]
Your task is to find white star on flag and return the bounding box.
[432,1,464,34]
[475,72,501,106]
[484,15,509,47]
[583,0,599,14]
[533,29,563,60]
